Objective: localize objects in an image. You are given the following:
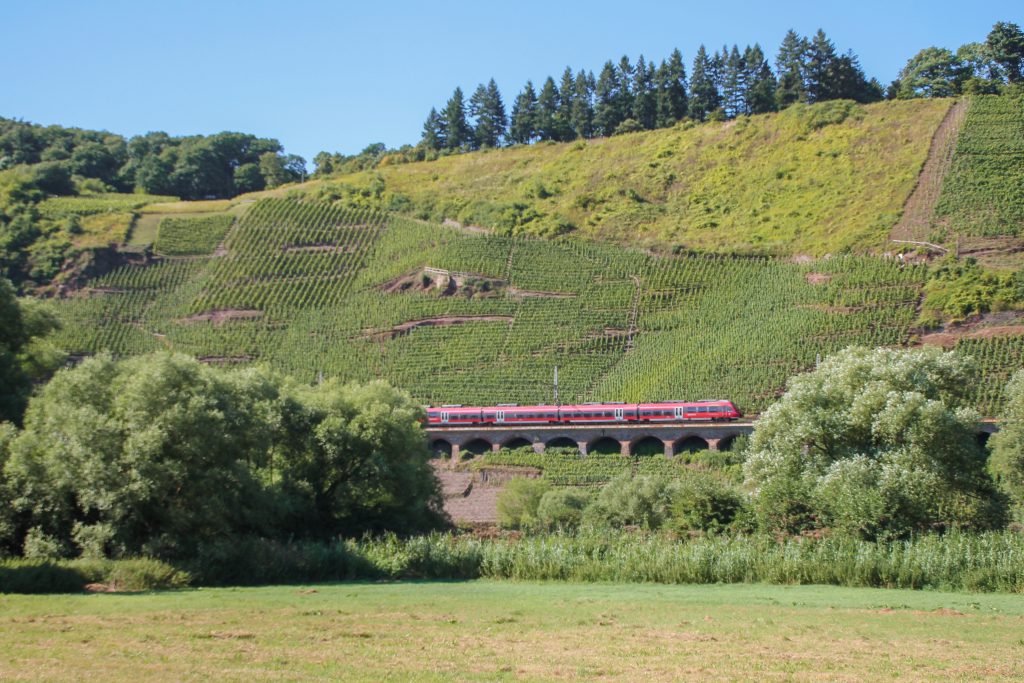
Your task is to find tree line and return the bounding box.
[895,21,1024,98]
[417,28,883,154]
[0,120,306,200]
[407,21,1023,157]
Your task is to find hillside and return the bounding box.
[47,197,1021,416]
[294,99,951,256]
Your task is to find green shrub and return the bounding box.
[536,489,592,530]
[496,477,550,529]
[670,474,746,533]
[583,472,678,529]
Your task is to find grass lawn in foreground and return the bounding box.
[2,581,1023,681]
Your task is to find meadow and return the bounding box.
[3,581,1023,681]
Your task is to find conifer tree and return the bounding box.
[556,67,577,140]
[509,81,538,145]
[775,29,808,108]
[535,77,561,141]
[744,44,778,114]
[721,45,748,117]
[441,87,471,150]
[594,61,624,136]
[469,79,507,148]
[420,107,445,150]
[688,45,720,121]
[632,55,657,129]
[570,70,596,139]
[805,29,838,102]
[664,48,689,122]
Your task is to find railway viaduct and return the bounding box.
[427,419,1000,462]
[427,421,757,460]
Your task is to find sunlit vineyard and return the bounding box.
[154,214,235,255]
[936,94,1024,238]
[48,196,1019,414]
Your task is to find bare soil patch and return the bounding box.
[198,355,254,364]
[507,288,576,299]
[282,244,354,254]
[179,309,263,325]
[442,218,489,234]
[805,272,832,284]
[891,99,967,243]
[921,325,1024,349]
[363,315,514,340]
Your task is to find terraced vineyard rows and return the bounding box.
[936,94,1024,238]
[49,197,1020,414]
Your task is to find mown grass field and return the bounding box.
[301,98,949,255]
[3,581,1023,681]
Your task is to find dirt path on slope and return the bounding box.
[890,99,968,245]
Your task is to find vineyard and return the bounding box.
[935,94,1024,239]
[48,196,1021,415]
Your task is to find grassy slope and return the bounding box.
[306,99,950,256]
[3,582,1023,680]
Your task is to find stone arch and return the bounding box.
[675,435,709,454]
[429,439,453,459]
[717,434,738,452]
[632,436,666,457]
[589,436,621,455]
[546,436,579,452]
[976,431,991,448]
[461,438,493,458]
[501,436,533,451]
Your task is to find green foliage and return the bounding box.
[154,214,234,255]
[936,94,1024,238]
[988,370,1024,521]
[0,279,62,424]
[0,557,188,593]
[918,256,1021,325]
[496,477,550,529]
[535,488,592,530]
[670,474,746,533]
[582,472,678,529]
[2,352,444,559]
[745,347,1007,538]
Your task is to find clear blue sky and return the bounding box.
[2,1,1020,163]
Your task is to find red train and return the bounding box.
[426,400,742,425]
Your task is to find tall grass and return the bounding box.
[189,531,1024,593]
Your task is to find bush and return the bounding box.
[670,474,746,533]
[536,489,592,530]
[583,473,677,529]
[496,477,550,529]
[0,557,189,593]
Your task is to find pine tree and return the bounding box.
[420,107,445,150]
[556,67,577,140]
[744,44,778,114]
[570,70,595,139]
[721,45,747,118]
[665,48,689,122]
[535,77,561,141]
[508,81,538,145]
[594,61,624,136]
[442,87,470,150]
[805,29,838,102]
[616,55,635,128]
[689,45,720,121]
[632,55,656,129]
[775,29,808,108]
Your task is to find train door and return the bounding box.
[614,407,624,421]
[673,406,684,420]
[496,410,505,423]
[441,411,450,424]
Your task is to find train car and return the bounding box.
[425,405,483,425]
[427,399,742,425]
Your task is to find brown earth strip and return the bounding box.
[890,98,967,243]
[920,325,1024,349]
[179,309,263,325]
